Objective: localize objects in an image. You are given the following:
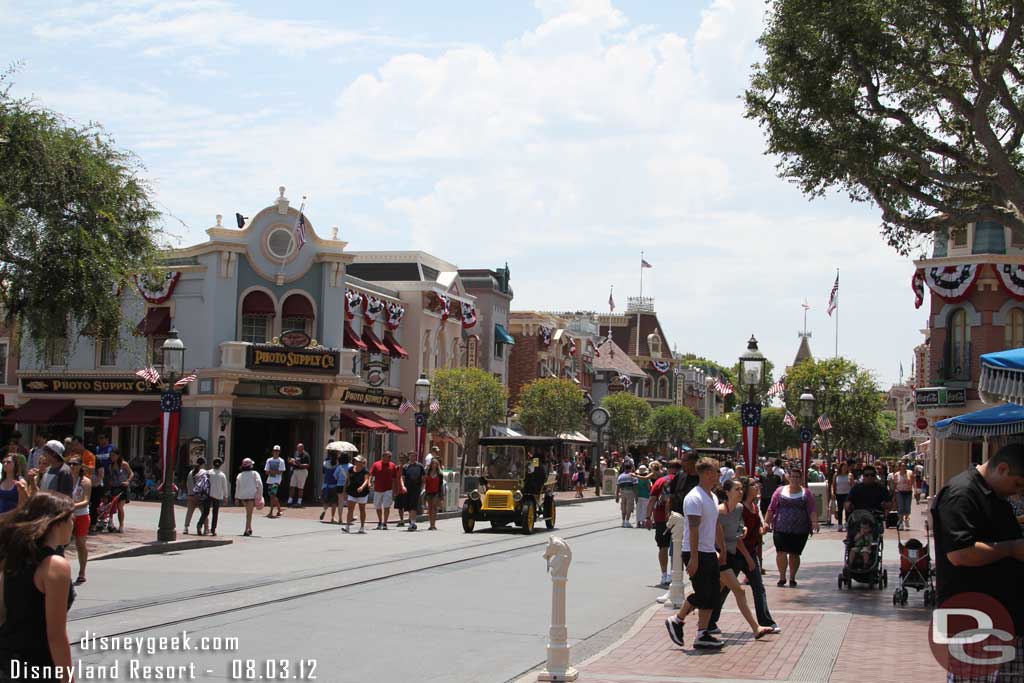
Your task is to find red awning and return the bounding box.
[365,412,407,434]
[282,294,314,319]
[3,399,77,424]
[340,409,385,431]
[344,322,367,351]
[136,307,171,336]
[105,400,161,427]
[362,327,390,355]
[242,291,275,316]
[382,331,409,359]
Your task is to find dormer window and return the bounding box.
[951,226,968,248]
[647,332,662,357]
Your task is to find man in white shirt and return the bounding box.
[264,446,286,518]
[198,458,229,536]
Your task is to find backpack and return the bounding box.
[192,471,210,499]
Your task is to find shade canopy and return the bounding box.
[343,322,368,351]
[136,307,171,336]
[282,294,314,319]
[361,327,390,355]
[339,409,384,431]
[494,323,516,345]
[935,402,1024,440]
[979,348,1024,404]
[105,400,161,427]
[3,399,76,424]
[365,412,407,434]
[242,291,275,316]
[382,331,409,359]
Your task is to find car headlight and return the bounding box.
[513,491,523,502]
[469,490,480,501]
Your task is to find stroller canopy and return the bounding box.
[934,402,1024,440]
[979,348,1024,404]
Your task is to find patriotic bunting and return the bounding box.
[385,302,405,330]
[911,270,925,309]
[740,403,761,475]
[618,374,633,388]
[923,264,980,302]
[539,327,552,346]
[461,302,477,329]
[651,360,672,374]
[344,290,362,321]
[363,294,385,324]
[565,338,577,356]
[134,271,181,304]
[996,264,1024,300]
[436,294,451,322]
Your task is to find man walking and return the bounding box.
[648,460,679,587]
[844,465,892,517]
[264,446,286,518]
[199,458,228,536]
[401,455,426,531]
[369,450,399,529]
[287,443,311,507]
[28,433,47,471]
[34,440,73,496]
[666,457,726,650]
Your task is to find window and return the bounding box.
[647,332,662,357]
[951,227,968,248]
[1007,309,1024,349]
[267,228,295,259]
[242,315,270,344]
[657,376,669,399]
[281,316,309,335]
[0,342,7,384]
[643,377,652,397]
[45,337,67,366]
[494,340,504,359]
[148,336,168,368]
[947,309,970,379]
[98,338,117,367]
[450,338,461,368]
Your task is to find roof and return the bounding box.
[597,312,671,358]
[593,339,646,378]
[794,335,813,366]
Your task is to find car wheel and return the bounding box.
[544,497,556,529]
[461,504,475,533]
[522,500,536,535]
[838,575,843,590]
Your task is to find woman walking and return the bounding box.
[67,457,91,585]
[892,461,914,530]
[635,465,652,529]
[234,458,263,537]
[105,448,133,532]
[423,459,443,530]
[765,466,818,587]
[0,491,76,682]
[342,455,370,534]
[183,458,206,535]
[573,456,587,498]
[615,463,637,527]
[320,451,340,523]
[831,462,852,531]
[0,452,29,520]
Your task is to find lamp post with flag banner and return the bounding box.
[798,390,816,475]
[414,374,431,464]
[738,335,766,476]
[155,329,188,543]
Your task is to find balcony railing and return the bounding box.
[938,342,972,383]
[626,296,655,313]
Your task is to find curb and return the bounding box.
[92,537,233,561]
[435,494,615,520]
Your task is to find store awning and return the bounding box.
[136,306,171,336]
[340,409,384,431]
[361,327,390,355]
[343,322,368,351]
[365,412,407,434]
[558,431,595,445]
[935,402,1024,440]
[495,323,516,345]
[105,400,161,427]
[3,399,77,424]
[382,331,409,359]
[242,291,275,316]
[979,348,1024,404]
[282,294,314,319]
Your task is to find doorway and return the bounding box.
[230,416,317,499]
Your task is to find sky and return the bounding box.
[1,0,927,388]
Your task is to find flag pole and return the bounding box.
[636,252,643,357]
[834,269,839,358]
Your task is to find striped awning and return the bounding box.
[979,348,1024,404]
[935,402,1024,440]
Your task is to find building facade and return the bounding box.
[598,297,677,409]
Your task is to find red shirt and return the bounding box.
[370,460,398,492]
[649,474,674,523]
[425,474,442,495]
[741,503,764,552]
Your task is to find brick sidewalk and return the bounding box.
[575,500,945,683]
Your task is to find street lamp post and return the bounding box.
[157,329,186,543]
[414,373,431,464]
[798,389,816,475]
[739,335,766,475]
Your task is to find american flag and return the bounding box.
[136,367,161,384]
[295,212,307,250]
[399,400,414,415]
[818,414,833,431]
[767,376,786,397]
[429,398,440,414]
[827,273,839,316]
[608,287,615,312]
[173,371,198,389]
[714,379,734,396]
[641,258,652,269]
[783,410,799,428]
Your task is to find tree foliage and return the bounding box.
[760,406,800,456]
[784,358,884,455]
[0,71,161,344]
[699,413,740,449]
[647,405,701,448]
[746,0,1024,253]
[602,391,651,451]
[516,377,585,437]
[429,368,507,466]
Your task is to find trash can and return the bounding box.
[807,482,829,524]
[603,468,618,495]
[443,470,460,512]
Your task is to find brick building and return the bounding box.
[506,311,598,410]
[598,296,677,409]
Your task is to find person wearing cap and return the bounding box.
[33,440,73,497]
[264,446,286,518]
[234,458,263,537]
[66,456,92,584]
[183,457,208,535]
[425,445,440,470]
[200,458,228,536]
[635,464,652,529]
[343,455,370,533]
[287,443,311,507]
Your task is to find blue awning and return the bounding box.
[495,323,516,345]
[935,402,1024,440]
[979,348,1024,404]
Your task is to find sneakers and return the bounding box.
[342,525,350,533]
[655,591,670,604]
[408,523,418,531]
[624,521,633,528]
[397,521,406,527]
[693,632,724,649]
[767,623,782,634]
[659,573,671,587]
[705,626,722,636]
[665,618,685,647]
[357,526,366,534]
[375,523,383,530]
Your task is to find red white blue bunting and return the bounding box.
[539,327,552,346]
[461,302,477,329]
[565,337,577,356]
[618,374,633,388]
[996,264,1024,300]
[911,270,925,309]
[363,294,385,324]
[923,264,979,302]
[651,360,672,374]
[435,294,451,322]
[587,339,600,358]
[385,302,405,330]
[134,271,181,304]
[344,290,362,321]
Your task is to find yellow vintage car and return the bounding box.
[462,436,559,534]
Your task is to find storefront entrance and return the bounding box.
[231,416,316,499]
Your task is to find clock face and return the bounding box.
[590,408,609,427]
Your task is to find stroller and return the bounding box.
[893,521,936,606]
[838,509,888,590]
[94,488,125,532]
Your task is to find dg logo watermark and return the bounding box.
[929,593,1017,677]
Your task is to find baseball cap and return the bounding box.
[241,458,254,468]
[273,445,281,451]
[44,440,66,461]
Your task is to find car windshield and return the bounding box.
[482,445,526,480]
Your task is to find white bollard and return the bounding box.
[666,511,686,609]
[538,537,578,682]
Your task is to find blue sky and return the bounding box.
[2,0,924,387]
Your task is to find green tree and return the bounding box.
[647,405,700,451]
[602,392,652,451]
[746,0,1024,253]
[678,353,738,411]
[760,406,799,456]
[784,358,884,456]
[516,377,584,437]
[429,368,507,469]
[0,72,160,345]
[699,413,740,450]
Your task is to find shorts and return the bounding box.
[73,514,90,537]
[682,551,720,609]
[373,490,393,509]
[322,487,338,504]
[290,469,308,488]
[267,483,280,497]
[424,491,442,502]
[347,494,368,505]
[394,492,407,508]
[654,521,670,548]
[773,530,810,555]
[402,489,422,513]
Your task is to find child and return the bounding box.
[851,520,875,569]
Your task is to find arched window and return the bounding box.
[281,294,314,336]
[643,376,652,397]
[947,308,970,379]
[1006,308,1024,349]
[647,332,662,357]
[657,376,669,399]
[449,338,461,368]
[241,291,275,344]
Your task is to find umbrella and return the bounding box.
[978,348,1024,404]
[934,402,1024,440]
[325,441,358,453]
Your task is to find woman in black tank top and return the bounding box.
[0,491,76,682]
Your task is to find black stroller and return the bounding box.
[838,509,888,590]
